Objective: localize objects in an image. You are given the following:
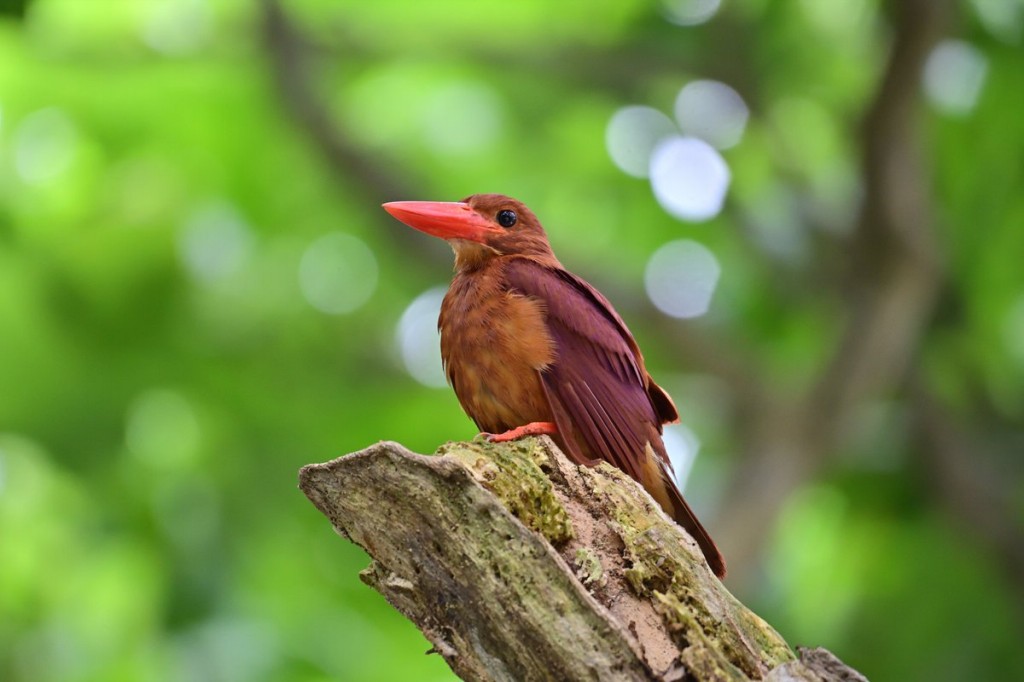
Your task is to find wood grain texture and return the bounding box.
[299,437,863,681]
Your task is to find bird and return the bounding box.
[382,194,726,578]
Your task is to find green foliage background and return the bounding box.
[1,1,1022,680]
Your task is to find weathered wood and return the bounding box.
[299,437,865,681]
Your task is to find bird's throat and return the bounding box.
[450,239,500,272]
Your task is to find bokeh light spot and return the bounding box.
[0,435,54,509]
[970,0,1023,43]
[645,239,721,318]
[663,423,700,491]
[178,201,254,283]
[769,485,861,642]
[298,232,378,315]
[675,80,749,150]
[125,389,201,468]
[1003,294,1024,367]
[109,155,182,227]
[397,286,448,389]
[141,0,210,56]
[743,184,808,263]
[421,82,503,156]
[924,40,988,116]
[799,0,871,34]
[650,136,730,222]
[605,105,677,178]
[14,108,76,184]
[174,617,280,682]
[661,0,722,26]
[152,476,220,552]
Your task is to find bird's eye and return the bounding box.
[497,210,517,228]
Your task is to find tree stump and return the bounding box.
[299,437,865,682]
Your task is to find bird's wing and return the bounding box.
[503,258,671,481]
[504,258,727,578]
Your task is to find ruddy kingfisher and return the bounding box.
[383,194,726,578]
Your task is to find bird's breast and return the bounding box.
[439,269,556,433]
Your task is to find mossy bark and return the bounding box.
[299,437,866,682]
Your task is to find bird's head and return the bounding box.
[383,194,557,270]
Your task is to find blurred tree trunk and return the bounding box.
[300,437,865,682]
[0,0,31,20]
[712,0,952,582]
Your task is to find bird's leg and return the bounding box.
[484,421,558,443]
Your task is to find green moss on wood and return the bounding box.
[303,438,865,682]
[681,638,749,682]
[573,547,605,586]
[655,592,762,680]
[435,439,794,676]
[576,461,796,678]
[437,437,574,545]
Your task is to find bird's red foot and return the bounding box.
[484,421,558,443]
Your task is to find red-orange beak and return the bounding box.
[382,201,501,244]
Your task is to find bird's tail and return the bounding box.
[642,440,727,579]
[662,469,727,578]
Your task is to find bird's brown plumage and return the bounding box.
[384,193,726,578]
